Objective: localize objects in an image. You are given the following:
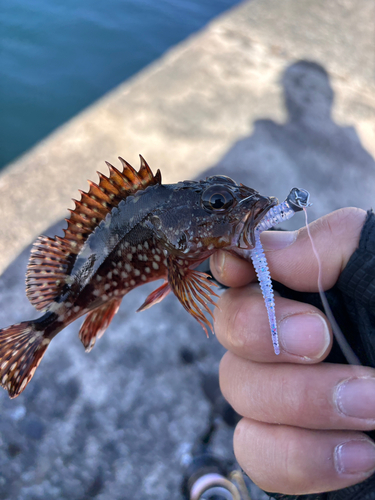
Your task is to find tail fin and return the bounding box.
[0,322,50,398]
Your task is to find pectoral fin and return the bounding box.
[167,258,219,337]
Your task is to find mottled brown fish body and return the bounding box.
[0,157,276,398]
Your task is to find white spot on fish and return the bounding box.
[96,275,102,282]
[133,269,140,276]
[130,279,135,286]
[125,263,132,273]
[107,272,112,279]
[152,262,159,270]
[145,267,151,273]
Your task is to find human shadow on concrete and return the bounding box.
[204,60,375,221]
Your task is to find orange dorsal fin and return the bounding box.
[79,298,122,352]
[26,156,161,310]
[62,155,161,253]
[167,258,219,337]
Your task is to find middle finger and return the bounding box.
[220,352,375,432]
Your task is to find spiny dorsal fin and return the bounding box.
[26,156,161,310]
[62,155,161,253]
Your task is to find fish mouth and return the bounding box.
[235,196,278,249]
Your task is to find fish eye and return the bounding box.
[201,185,235,212]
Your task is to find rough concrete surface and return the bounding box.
[0,0,374,499]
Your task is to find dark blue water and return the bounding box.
[0,0,241,169]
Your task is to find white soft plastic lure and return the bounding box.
[244,187,360,365]
[236,188,311,355]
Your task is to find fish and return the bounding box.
[0,156,277,398]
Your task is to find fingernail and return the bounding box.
[212,250,226,275]
[335,439,375,475]
[260,230,297,250]
[279,313,330,359]
[335,378,375,419]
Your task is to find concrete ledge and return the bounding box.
[0,0,374,274]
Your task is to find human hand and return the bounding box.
[210,207,375,495]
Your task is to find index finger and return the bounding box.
[210,207,366,292]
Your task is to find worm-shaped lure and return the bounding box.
[249,188,311,354]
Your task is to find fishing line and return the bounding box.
[303,208,361,366]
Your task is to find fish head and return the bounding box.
[197,175,278,250]
[148,176,277,257]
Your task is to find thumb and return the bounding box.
[211,207,367,292]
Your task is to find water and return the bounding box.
[0,0,241,169]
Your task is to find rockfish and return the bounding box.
[0,156,278,398]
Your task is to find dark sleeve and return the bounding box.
[268,210,375,500]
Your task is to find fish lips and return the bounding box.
[235,196,278,249]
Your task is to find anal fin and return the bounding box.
[167,258,219,337]
[79,299,122,352]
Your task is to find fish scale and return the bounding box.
[0,155,307,398]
